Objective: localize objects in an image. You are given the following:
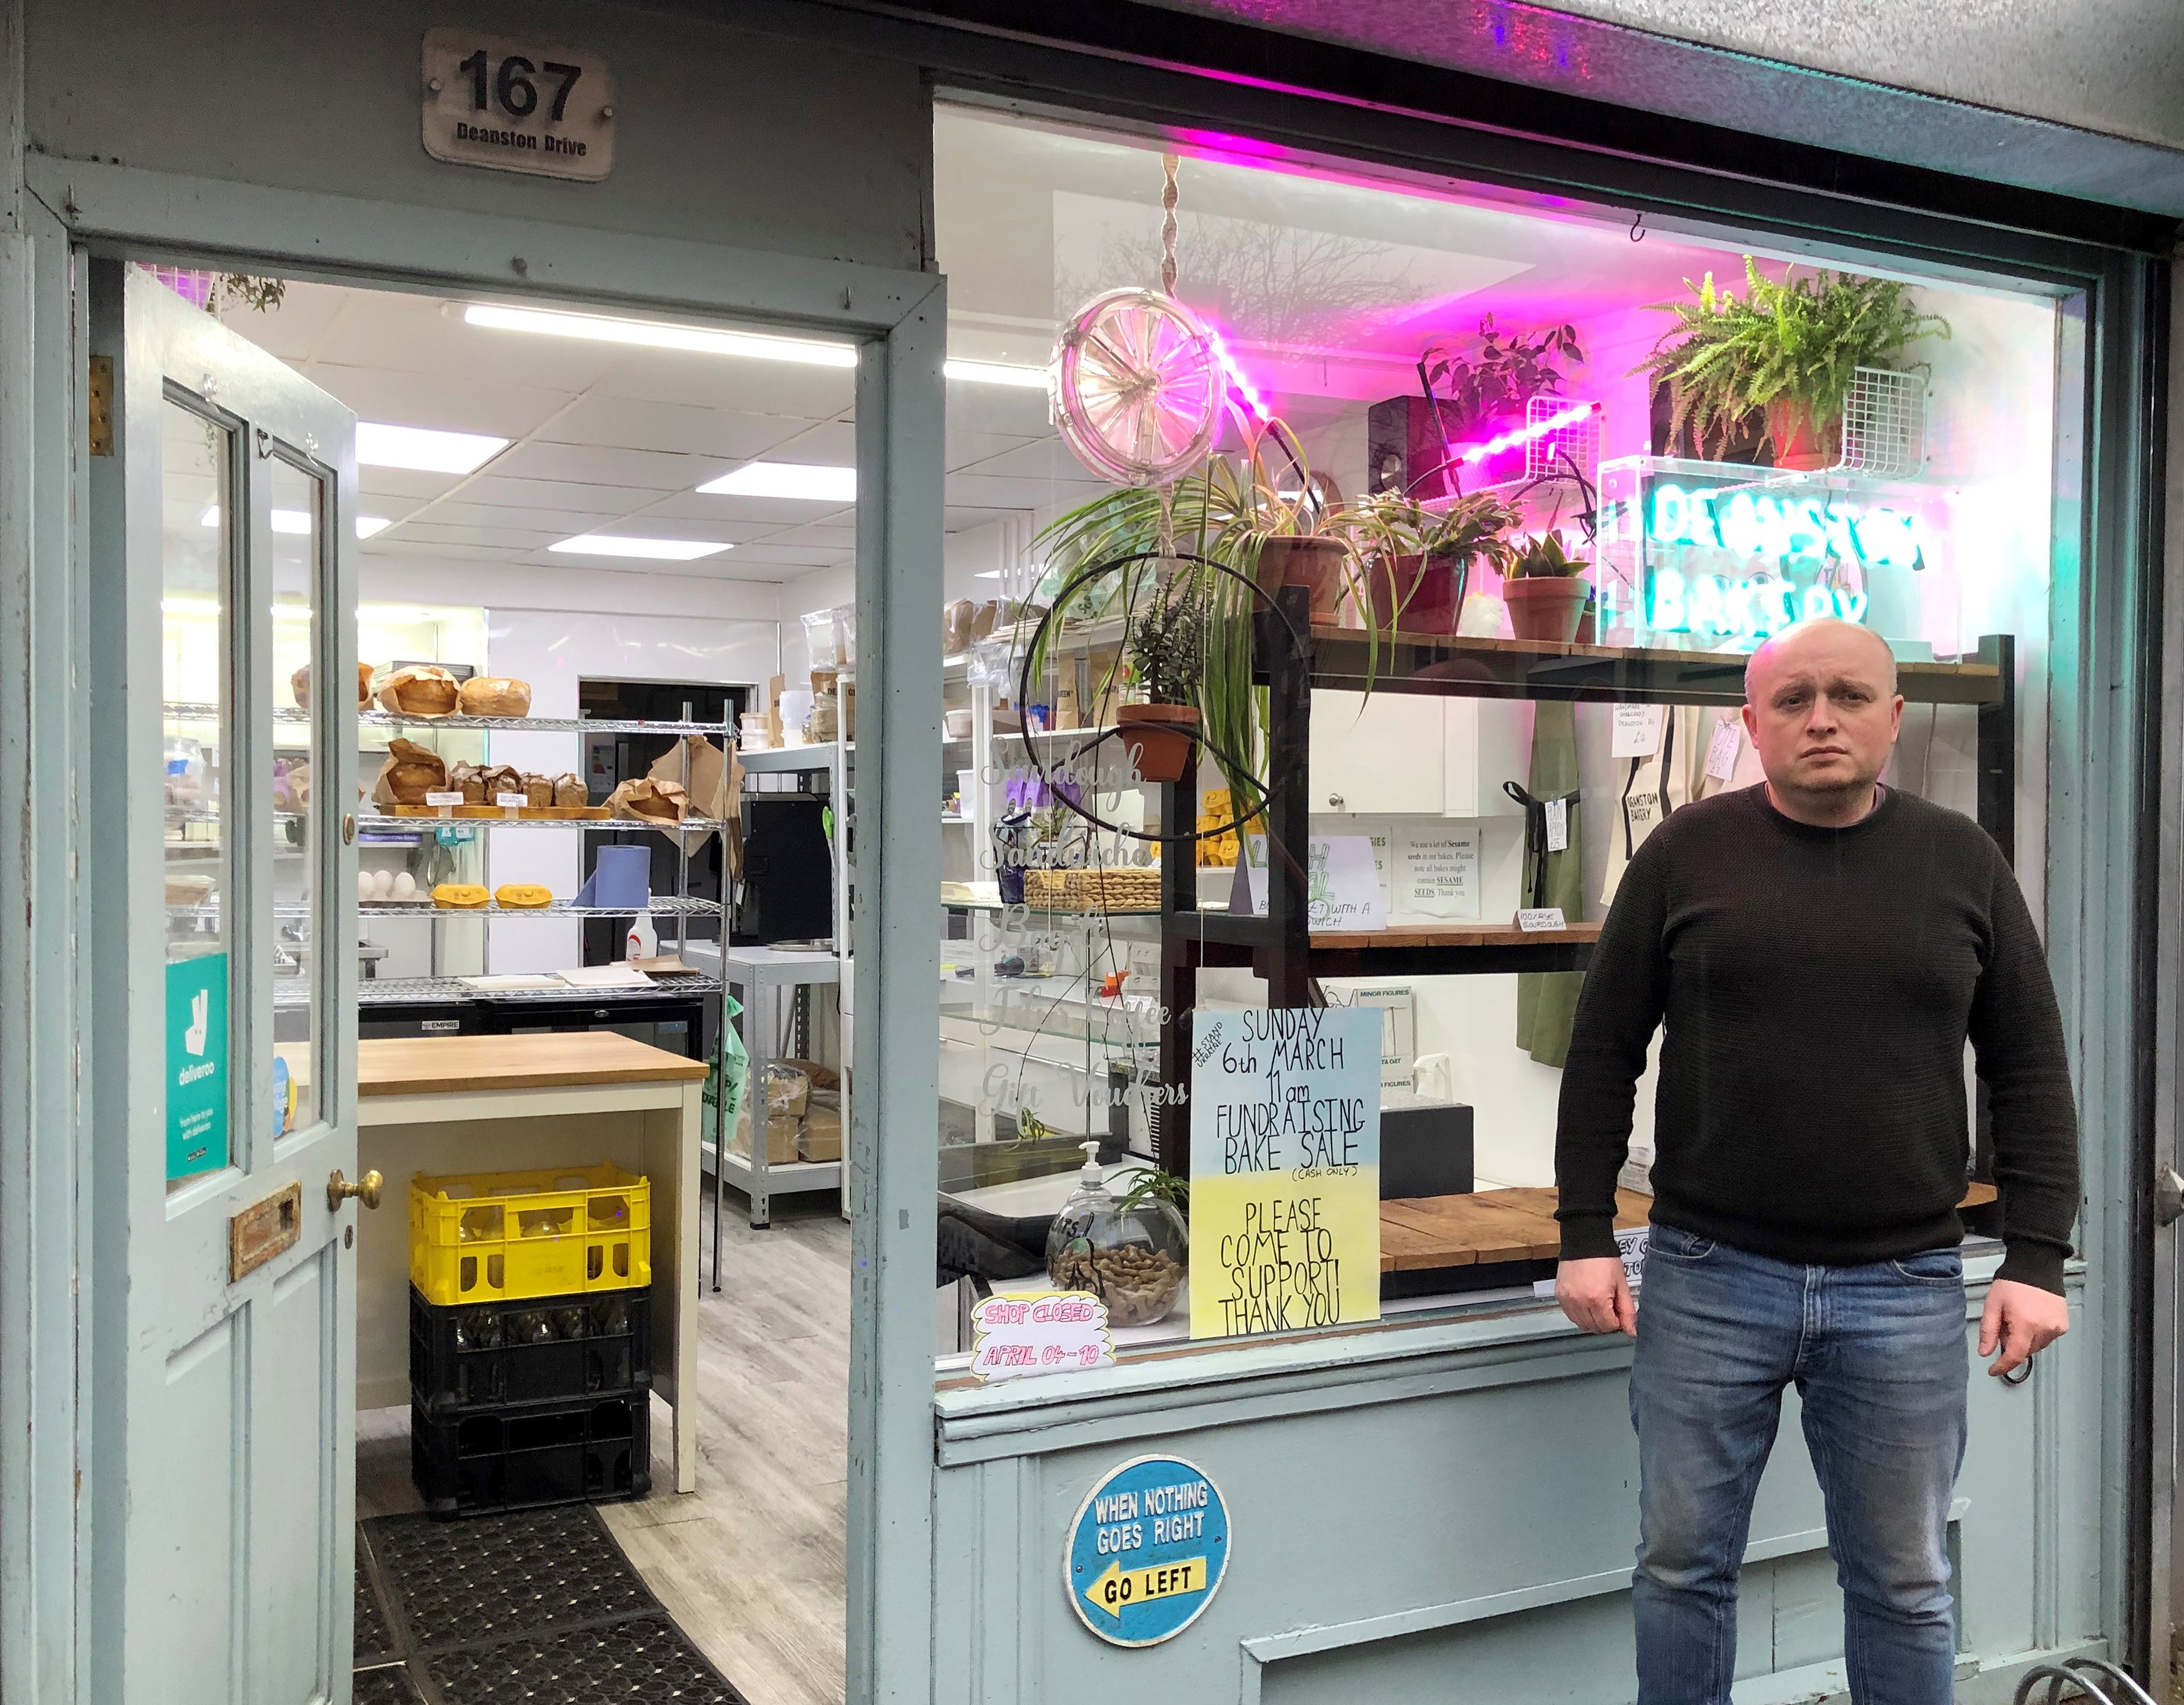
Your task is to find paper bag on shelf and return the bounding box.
[646,734,744,875]
[371,739,448,806]
[800,1091,843,1162]
[603,775,690,828]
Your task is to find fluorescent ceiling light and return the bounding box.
[972,570,1004,580]
[465,302,857,369]
[698,461,856,503]
[548,534,734,561]
[945,358,1048,389]
[356,421,509,475]
[201,505,392,540]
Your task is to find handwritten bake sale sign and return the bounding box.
[1189,1006,1381,1339]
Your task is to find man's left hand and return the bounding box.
[1980,1279,2069,1378]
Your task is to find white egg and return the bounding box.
[372,868,396,899]
[356,869,374,903]
[391,872,417,899]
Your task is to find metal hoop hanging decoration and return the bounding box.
[1009,550,1307,848]
[1050,289,1230,487]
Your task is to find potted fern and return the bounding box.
[1500,533,1591,642]
[1636,258,1948,470]
[1118,575,1206,785]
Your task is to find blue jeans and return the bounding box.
[1630,1223,1969,1705]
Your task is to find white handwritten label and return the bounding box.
[1241,835,1385,930]
[1612,703,1666,758]
[1544,797,1569,852]
[1395,824,1481,920]
[969,1291,1114,1382]
[495,791,528,809]
[424,791,464,807]
[1705,719,1743,782]
[1516,906,1568,932]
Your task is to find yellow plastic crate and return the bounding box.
[409,1162,651,1306]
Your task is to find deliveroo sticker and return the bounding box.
[166,953,229,1180]
[1066,1454,1230,1647]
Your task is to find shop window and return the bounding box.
[927,103,2061,1378]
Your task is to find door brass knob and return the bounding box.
[328,1168,384,1213]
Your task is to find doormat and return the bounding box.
[356,1506,749,1705]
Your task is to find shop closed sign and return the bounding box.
[421,30,615,181]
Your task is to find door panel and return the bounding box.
[94,260,360,1704]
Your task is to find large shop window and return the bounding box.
[926,102,2062,1378]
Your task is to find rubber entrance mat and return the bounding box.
[357,1507,748,1705]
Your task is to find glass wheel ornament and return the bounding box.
[1050,287,1229,486]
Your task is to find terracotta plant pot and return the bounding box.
[1763,399,1838,472]
[1254,536,1349,624]
[1502,576,1591,643]
[1117,703,1202,785]
[1365,552,1471,635]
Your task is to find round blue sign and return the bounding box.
[1065,1454,1230,1647]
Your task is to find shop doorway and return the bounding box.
[117,258,863,1705]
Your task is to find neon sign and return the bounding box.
[1645,571,1867,641]
[1647,483,1925,571]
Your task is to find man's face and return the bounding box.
[1741,623,1904,802]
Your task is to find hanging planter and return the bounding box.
[1117,703,1203,785]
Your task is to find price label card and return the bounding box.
[495,791,528,808]
[969,1291,1114,1382]
[1611,704,1666,758]
[1516,906,1569,932]
[1705,719,1743,782]
[1544,797,1569,852]
[424,791,464,807]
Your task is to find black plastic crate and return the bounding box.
[411,1395,651,1520]
[410,1287,650,1418]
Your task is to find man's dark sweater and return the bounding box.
[1554,784,2079,1294]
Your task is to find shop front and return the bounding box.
[0,4,2174,1704]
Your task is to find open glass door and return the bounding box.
[90,260,361,1703]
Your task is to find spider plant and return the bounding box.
[1346,488,1520,629]
[1634,257,1949,464]
[1024,421,1380,822]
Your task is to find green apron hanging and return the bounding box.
[1512,700,1585,1069]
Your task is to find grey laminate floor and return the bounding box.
[359,1193,852,1705]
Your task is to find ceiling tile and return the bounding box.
[764,523,858,548]
[536,396,827,461]
[300,365,574,441]
[456,475,668,515]
[487,441,714,491]
[592,347,856,417]
[683,492,857,527]
[946,431,1039,472]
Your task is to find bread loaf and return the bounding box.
[375,665,461,717]
[371,739,448,806]
[459,676,532,717]
[292,660,375,711]
[604,776,689,825]
[521,772,556,808]
[551,773,588,808]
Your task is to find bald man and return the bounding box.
[1553,618,2078,1705]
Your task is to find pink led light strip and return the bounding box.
[1456,401,1600,465]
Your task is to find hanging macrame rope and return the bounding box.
[1156,150,1184,557]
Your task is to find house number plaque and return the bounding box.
[421,30,614,182]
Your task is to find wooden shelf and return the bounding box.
[1168,914,1600,976]
[1301,627,2005,709]
[1378,1183,2001,1273]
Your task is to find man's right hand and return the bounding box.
[1556,1257,1636,1336]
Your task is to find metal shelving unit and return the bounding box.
[1149,586,2018,1174]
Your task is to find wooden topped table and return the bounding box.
[1379,1183,2002,1273]
[353,1032,709,1495]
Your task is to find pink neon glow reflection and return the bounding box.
[1203,325,1275,425]
[1458,402,1599,465]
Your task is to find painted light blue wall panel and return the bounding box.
[935,1280,2088,1705]
[23,0,929,270]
